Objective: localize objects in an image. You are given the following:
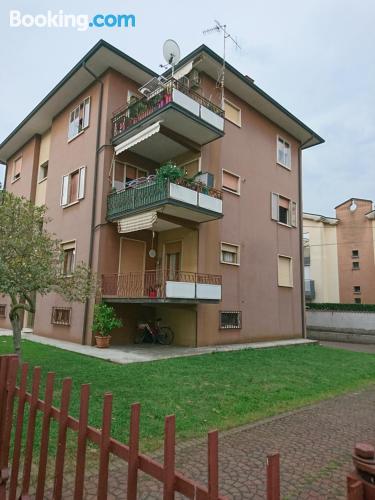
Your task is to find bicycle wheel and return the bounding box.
[158,326,174,345]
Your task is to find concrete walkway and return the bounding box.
[320,340,375,354]
[0,329,316,364]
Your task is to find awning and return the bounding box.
[117,211,158,234]
[114,121,161,155]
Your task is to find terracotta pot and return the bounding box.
[95,335,111,348]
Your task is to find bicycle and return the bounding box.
[135,318,174,345]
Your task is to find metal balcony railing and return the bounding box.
[102,270,222,299]
[107,177,222,220]
[112,78,224,139]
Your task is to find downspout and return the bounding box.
[298,136,313,338]
[81,63,104,345]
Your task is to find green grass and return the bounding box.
[1,337,375,452]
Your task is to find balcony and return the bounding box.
[304,279,315,301]
[112,79,225,163]
[101,271,222,303]
[107,177,223,223]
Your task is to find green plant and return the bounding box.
[92,303,122,337]
[155,162,184,183]
[307,303,375,312]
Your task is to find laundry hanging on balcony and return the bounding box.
[117,211,158,234]
[114,121,161,155]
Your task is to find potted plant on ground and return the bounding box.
[92,303,122,348]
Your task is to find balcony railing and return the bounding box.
[107,177,223,221]
[102,271,222,301]
[112,79,225,139]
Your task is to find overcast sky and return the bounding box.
[0,0,374,216]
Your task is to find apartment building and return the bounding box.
[0,40,323,346]
[303,198,375,304]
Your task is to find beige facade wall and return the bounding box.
[35,130,51,206]
[157,228,198,274]
[303,217,340,303]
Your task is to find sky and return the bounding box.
[0,0,374,216]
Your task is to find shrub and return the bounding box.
[307,303,375,312]
[156,162,184,183]
[92,303,123,337]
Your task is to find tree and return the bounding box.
[0,192,96,357]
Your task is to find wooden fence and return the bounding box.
[0,355,281,499]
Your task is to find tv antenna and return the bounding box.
[203,20,241,108]
[161,39,181,78]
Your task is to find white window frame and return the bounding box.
[61,166,86,207]
[277,136,291,170]
[12,156,22,183]
[112,161,149,190]
[68,96,91,141]
[271,193,297,228]
[278,254,293,288]
[224,99,242,127]
[220,242,240,266]
[222,169,241,195]
[38,161,48,183]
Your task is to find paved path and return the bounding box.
[52,387,375,499]
[0,329,315,364]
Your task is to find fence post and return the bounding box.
[127,403,141,500]
[0,357,18,500]
[208,431,219,499]
[267,452,280,500]
[74,384,90,500]
[97,393,113,500]
[163,415,176,500]
[347,475,364,500]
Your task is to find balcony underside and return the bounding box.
[113,104,224,163]
[102,297,220,304]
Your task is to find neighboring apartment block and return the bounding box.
[304,198,375,304]
[0,40,323,346]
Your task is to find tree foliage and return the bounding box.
[0,191,96,356]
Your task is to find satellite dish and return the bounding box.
[163,39,181,67]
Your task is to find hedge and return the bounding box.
[307,303,375,312]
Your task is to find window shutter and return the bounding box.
[271,193,279,221]
[61,175,69,206]
[290,201,297,227]
[78,167,86,200]
[83,97,90,128]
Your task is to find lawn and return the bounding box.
[1,336,375,452]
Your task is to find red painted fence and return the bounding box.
[0,355,281,499]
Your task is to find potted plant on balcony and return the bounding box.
[156,162,184,183]
[92,303,122,348]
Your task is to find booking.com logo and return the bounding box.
[9,10,136,31]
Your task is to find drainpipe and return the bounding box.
[81,63,104,345]
[298,136,314,338]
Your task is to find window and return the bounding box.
[61,241,76,276]
[353,286,361,294]
[222,170,240,194]
[61,167,86,206]
[271,193,297,227]
[112,162,148,190]
[0,305,6,318]
[13,156,22,182]
[220,243,240,265]
[352,249,359,258]
[278,255,293,287]
[51,307,72,326]
[277,136,291,169]
[354,298,362,304]
[224,99,241,126]
[219,311,242,329]
[39,161,48,182]
[352,261,360,270]
[68,97,90,140]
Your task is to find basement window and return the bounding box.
[0,305,6,318]
[220,311,242,329]
[354,298,362,304]
[51,307,72,326]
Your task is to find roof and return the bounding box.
[0,40,157,162]
[0,40,324,162]
[303,212,339,225]
[334,198,374,209]
[166,44,324,149]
